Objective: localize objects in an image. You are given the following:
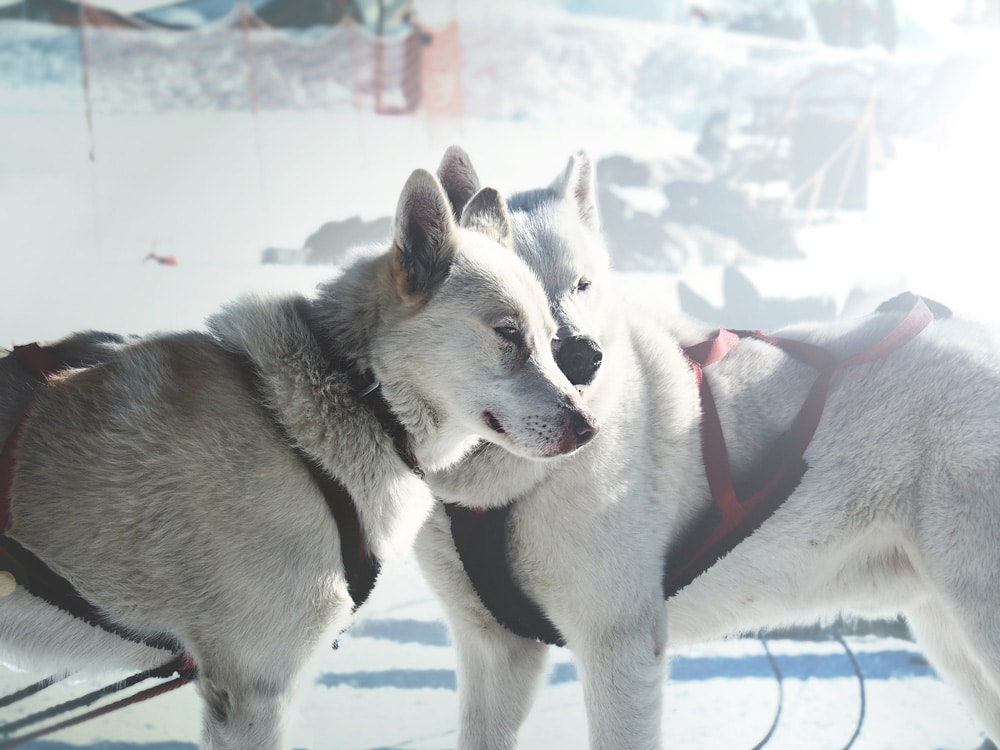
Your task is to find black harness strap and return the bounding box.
[352,370,425,479]
[288,444,380,611]
[446,503,565,646]
[296,299,425,480]
[0,536,184,654]
[236,348,382,613]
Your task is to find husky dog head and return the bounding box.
[437,147,611,389]
[371,168,599,467]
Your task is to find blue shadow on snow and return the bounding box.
[317,648,934,691]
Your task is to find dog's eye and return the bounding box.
[493,326,524,347]
[576,279,592,293]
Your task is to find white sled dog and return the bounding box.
[416,147,1000,749]
[0,168,597,749]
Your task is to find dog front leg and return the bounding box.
[453,619,549,750]
[567,601,668,750]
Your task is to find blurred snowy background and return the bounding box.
[1,0,999,747]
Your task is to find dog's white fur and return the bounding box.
[0,169,595,749]
[416,148,1000,749]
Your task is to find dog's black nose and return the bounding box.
[555,335,603,386]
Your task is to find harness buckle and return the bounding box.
[0,570,15,597]
[355,375,381,401]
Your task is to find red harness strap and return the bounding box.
[664,296,936,597]
[8,343,63,379]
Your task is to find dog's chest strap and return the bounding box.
[290,446,380,611]
[296,300,424,480]
[445,502,565,646]
[348,369,425,480]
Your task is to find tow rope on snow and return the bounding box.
[750,628,866,750]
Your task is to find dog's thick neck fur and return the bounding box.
[207,253,464,562]
[207,168,572,559]
[207,290,418,562]
[316,255,459,461]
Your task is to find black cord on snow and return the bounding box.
[830,627,867,750]
[0,674,144,737]
[0,672,70,710]
[749,627,867,750]
[0,657,186,740]
[750,637,784,750]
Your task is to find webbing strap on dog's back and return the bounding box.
[663,294,939,597]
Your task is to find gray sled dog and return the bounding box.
[415,147,1000,749]
[0,168,597,749]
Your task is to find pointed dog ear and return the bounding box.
[551,150,599,231]
[436,145,482,222]
[459,187,512,248]
[392,169,457,301]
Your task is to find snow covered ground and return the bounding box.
[2,2,999,748]
[0,558,990,750]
